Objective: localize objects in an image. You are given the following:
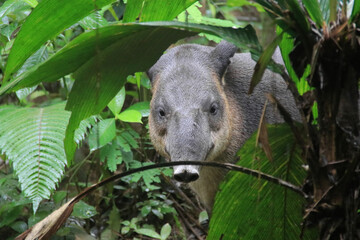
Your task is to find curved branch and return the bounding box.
[76,161,307,202]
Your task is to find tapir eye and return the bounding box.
[209,103,218,115]
[159,108,166,117]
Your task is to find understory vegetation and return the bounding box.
[0,0,359,239]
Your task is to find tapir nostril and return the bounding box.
[174,171,199,183]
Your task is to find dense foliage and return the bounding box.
[0,0,359,239]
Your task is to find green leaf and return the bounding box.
[0,204,23,228]
[53,190,67,204]
[277,27,311,95]
[100,140,123,172]
[121,226,130,235]
[135,228,161,239]
[0,103,95,213]
[248,33,283,94]
[302,0,324,27]
[120,130,139,149]
[123,0,198,23]
[88,118,116,151]
[74,115,98,144]
[122,0,144,23]
[10,221,28,233]
[141,205,152,217]
[117,135,131,153]
[17,44,48,75]
[319,0,330,24]
[198,210,209,223]
[160,223,171,240]
[0,0,31,19]
[117,110,143,123]
[350,0,360,21]
[178,2,202,22]
[126,101,150,117]
[0,23,18,41]
[131,163,162,189]
[79,11,109,30]
[3,0,116,82]
[285,0,310,32]
[0,22,260,94]
[15,86,37,101]
[227,0,264,12]
[15,45,48,100]
[108,87,126,115]
[329,0,338,22]
[23,0,38,8]
[0,21,261,164]
[208,125,317,239]
[72,200,98,219]
[106,205,121,240]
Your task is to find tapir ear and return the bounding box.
[210,40,237,78]
[147,64,158,85]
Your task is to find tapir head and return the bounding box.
[148,41,238,183]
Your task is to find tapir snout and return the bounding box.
[166,109,213,183]
[173,165,199,182]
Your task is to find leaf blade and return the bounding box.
[3,0,116,82]
[302,0,324,27]
[208,125,317,239]
[248,34,283,94]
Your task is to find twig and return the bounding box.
[303,185,334,220]
[170,195,208,234]
[175,205,204,240]
[162,173,201,211]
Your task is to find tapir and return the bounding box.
[147,41,300,211]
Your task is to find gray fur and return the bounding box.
[148,42,300,211]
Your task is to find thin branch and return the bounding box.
[74,161,307,204]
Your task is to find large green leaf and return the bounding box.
[3,0,116,82]
[0,22,260,95]
[107,87,126,116]
[123,0,197,23]
[0,102,96,213]
[208,125,317,239]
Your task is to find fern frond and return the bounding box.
[0,102,96,212]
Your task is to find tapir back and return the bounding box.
[224,51,300,145]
